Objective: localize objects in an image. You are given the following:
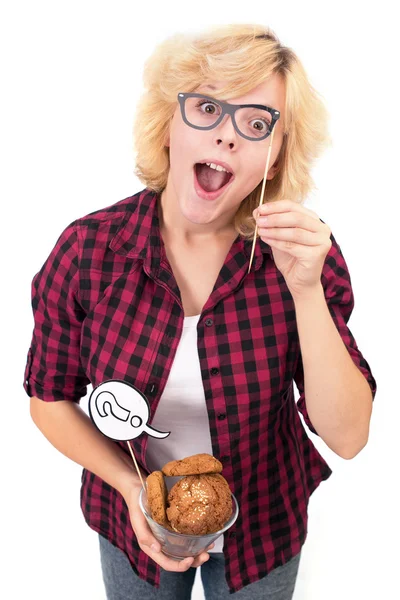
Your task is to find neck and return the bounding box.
[158,187,237,247]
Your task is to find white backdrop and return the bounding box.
[1,1,398,599]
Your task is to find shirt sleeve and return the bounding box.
[23,220,91,403]
[294,230,377,435]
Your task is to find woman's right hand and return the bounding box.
[123,481,214,571]
[28,398,213,570]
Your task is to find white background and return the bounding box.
[1,1,399,598]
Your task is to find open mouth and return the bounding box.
[194,163,233,194]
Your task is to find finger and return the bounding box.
[192,551,211,568]
[206,543,215,550]
[135,528,162,554]
[260,236,316,257]
[134,511,196,571]
[136,528,193,571]
[259,227,326,246]
[253,200,317,219]
[144,545,195,571]
[256,212,321,233]
[132,508,162,549]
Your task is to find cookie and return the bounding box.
[166,473,232,535]
[161,453,223,477]
[146,470,169,528]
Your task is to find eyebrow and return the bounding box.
[201,86,269,106]
[197,86,279,114]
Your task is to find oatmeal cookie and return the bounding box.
[146,470,169,528]
[166,473,232,535]
[162,453,223,477]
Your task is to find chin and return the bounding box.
[183,196,216,219]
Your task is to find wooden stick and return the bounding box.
[126,440,146,492]
[248,124,277,274]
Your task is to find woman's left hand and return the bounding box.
[253,200,332,299]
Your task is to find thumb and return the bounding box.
[131,512,161,553]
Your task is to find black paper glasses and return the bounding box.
[178,92,280,142]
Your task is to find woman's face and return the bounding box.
[163,74,286,231]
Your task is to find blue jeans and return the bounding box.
[98,534,301,599]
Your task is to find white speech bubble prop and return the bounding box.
[88,379,170,442]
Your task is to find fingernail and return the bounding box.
[151,543,159,551]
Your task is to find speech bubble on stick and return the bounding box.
[88,379,170,491]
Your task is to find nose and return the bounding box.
[213,112,237,143]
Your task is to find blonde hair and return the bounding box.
[133,24,332,239]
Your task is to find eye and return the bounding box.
[195,99,221,115]
[250,119,270,132]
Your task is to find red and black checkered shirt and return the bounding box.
[23,187,377,593]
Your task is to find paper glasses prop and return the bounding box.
[88,380,170,490]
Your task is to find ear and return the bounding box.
[266,164,279,180]
[266,136,284,179]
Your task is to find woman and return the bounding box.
[24,24,377,599]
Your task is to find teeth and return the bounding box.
[205,162,230,174]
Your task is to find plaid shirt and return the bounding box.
[23,187,377,593]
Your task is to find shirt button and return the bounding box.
[210,367,219,376]
[217,413,226,420]
[145,383,158,396]
[205,318,213,327]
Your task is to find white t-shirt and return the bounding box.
[145,314,224,553]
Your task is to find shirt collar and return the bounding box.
[109,187,272,271]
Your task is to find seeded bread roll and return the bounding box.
[162,453,223,477]
[166,473,232,535]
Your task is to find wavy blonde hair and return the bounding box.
[133,23,332,239]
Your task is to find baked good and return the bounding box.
[146,470,169,528]
[161,453,223,477]
[166,473,232,535]
[145,454,233,536]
